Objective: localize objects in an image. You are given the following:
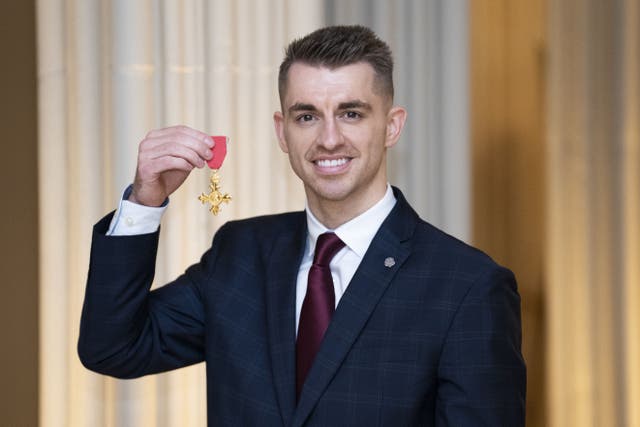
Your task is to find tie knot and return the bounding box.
[313,232,345,266]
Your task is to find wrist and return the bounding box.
[127,185,165,207]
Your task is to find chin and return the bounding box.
[307,184,353,204]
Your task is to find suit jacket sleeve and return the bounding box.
[435,265,526,426]
[77,212,220,379]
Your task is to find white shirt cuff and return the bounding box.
[107,185,168,236]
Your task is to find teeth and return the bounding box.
[316,158,348,168]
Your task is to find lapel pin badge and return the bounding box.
[384,257,396,268]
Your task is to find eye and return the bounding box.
[296,114,315,123]
[343,111,362,120]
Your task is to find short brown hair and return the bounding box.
[278,25,394,103]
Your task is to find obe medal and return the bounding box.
[198,135,232,215]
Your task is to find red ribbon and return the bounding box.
[207,135,228,169]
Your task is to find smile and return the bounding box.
[315,158,350,168]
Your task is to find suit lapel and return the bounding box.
[292,189,419,426]
[265,213,307,427]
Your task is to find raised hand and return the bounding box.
[129,125,214,207]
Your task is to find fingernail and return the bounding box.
[205,136,214,147]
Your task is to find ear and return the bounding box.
[273,111,289,153]
[384,106,407,148]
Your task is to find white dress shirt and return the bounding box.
[295,185,396,333]
[107,184,397,334]
[107,186,167,236]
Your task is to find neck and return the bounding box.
[306,184,388,229]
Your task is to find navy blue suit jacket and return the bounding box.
[79,188,526,426]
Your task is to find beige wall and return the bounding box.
[0,1,39,425]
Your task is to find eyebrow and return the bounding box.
[287,100,373,114]
[338,100,372,111]
[288,103,318,113]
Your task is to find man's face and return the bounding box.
[274,62,406,218]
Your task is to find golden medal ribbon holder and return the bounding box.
[198,135,231,215]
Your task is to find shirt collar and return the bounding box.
[305,184,397,258]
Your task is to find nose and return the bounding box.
[317,117,342,150]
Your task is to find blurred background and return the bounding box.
[1,0,638,426]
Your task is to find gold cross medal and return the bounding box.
[198,135,232,215]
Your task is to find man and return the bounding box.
[79,25,526,426]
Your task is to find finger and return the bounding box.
[144,141,207,169]
[146,125,214,147]
[153,156,195,174]
[141,133,214,161]
[138,155,195,181]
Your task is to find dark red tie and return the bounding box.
[296,232,345,399]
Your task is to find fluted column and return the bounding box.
[546,0,640,425]
[37,1,322,425]
[621,3,640,427]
